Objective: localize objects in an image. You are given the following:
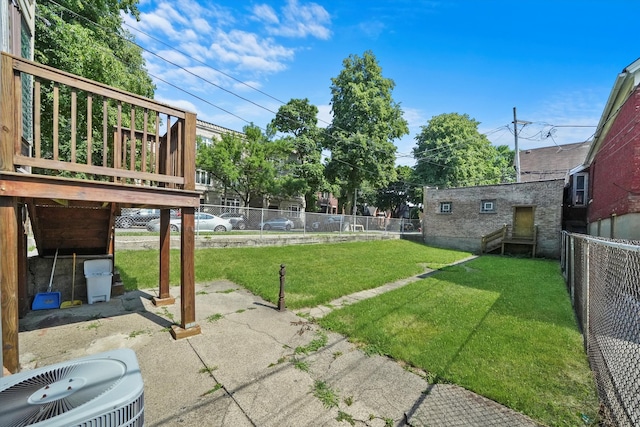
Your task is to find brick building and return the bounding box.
[423,180,564,258]
[581,57,640,239]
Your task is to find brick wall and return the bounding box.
[588,88,640,223]
[422,180,564,258]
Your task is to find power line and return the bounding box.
[35,0,512,191]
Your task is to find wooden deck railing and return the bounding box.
[0,52,195,190]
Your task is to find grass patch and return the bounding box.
[201,383,223,396]
[128,329,148,339]
[199,365,218,375]
[336,411,355,425]
[86,321,101,330]
[319,256,598,426]
[115,240,469,307]
[294,331,328,355]
[312,380,339,408]
[206,313,224,322]
[291,358,310,372]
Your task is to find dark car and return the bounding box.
[258,217,295,231]
[116,208,179,228]
[219,212,249,230]
[312,215,350,232]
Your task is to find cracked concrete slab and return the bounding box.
[15,278,540,427]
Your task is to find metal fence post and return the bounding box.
[583,239,589,352]
[569,235,575,306]
[278,264,286,312]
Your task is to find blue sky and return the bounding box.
[127,0,639,166]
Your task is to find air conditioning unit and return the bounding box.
[0,348,144,427]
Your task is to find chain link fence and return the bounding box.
[561,232,640,426]
[116,204,422,235]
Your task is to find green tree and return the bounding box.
[34,0,154,170]
[374,166,421,217]
[493,144,517,183]
[326,51,409,213]
[270,98,325,211]
[35,0,150,92]
[196,125,282,207]
[412,113,514,188]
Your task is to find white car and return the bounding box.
[147,213,232,232]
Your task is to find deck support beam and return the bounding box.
[171,206,200,339]
[153,208,175,307]
[1,197,20,373]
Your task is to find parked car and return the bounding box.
[311,215,350,232]
[146,212,231,232]
[258,217,295,231]
[220,212,249,230]
[116,208,179,228]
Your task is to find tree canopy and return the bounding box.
[412,113,515,188]
[35,0,153,96]
[33,0,154,170]
[196,124,283,206]
[373,165,422,217]
[325,51,408,213]
[270,99,326,211]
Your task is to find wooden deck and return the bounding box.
[502,225,537,257]
[0,53,202,373]
[480,224,537,257]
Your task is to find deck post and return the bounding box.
[0,54,20,373]
[182,112,196,191]
[0,54,17,172]
[171,206,200,339]
[0,197,20,374]
[17,204,28,318]
[153,208,175,306]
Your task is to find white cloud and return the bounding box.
[232,79,263,93]
[358,20,386,39]
[258,0,332,39]
[155,49,191,67]
[208,29,294,73]
[132,0,333,131]
[252,4,280,25]
[154,96,198,114]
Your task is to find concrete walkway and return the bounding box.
[299,255,478,319]
[14,263,541,426]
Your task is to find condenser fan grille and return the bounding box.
[0,349,143,427]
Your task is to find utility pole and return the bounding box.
[512,107,531,183]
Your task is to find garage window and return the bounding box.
[481,199,496,213]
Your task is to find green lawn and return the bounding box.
[116,239,469,309]
[318,255,599,427]
[115,241,598,425]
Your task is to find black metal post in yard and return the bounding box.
[278,264,286,311]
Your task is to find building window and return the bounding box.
[439,202,452,214]
[573,173,588,206]
[481,199,496,213]
[195,169,212,185]
[223,198,240,210]
[287,205,300,218]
